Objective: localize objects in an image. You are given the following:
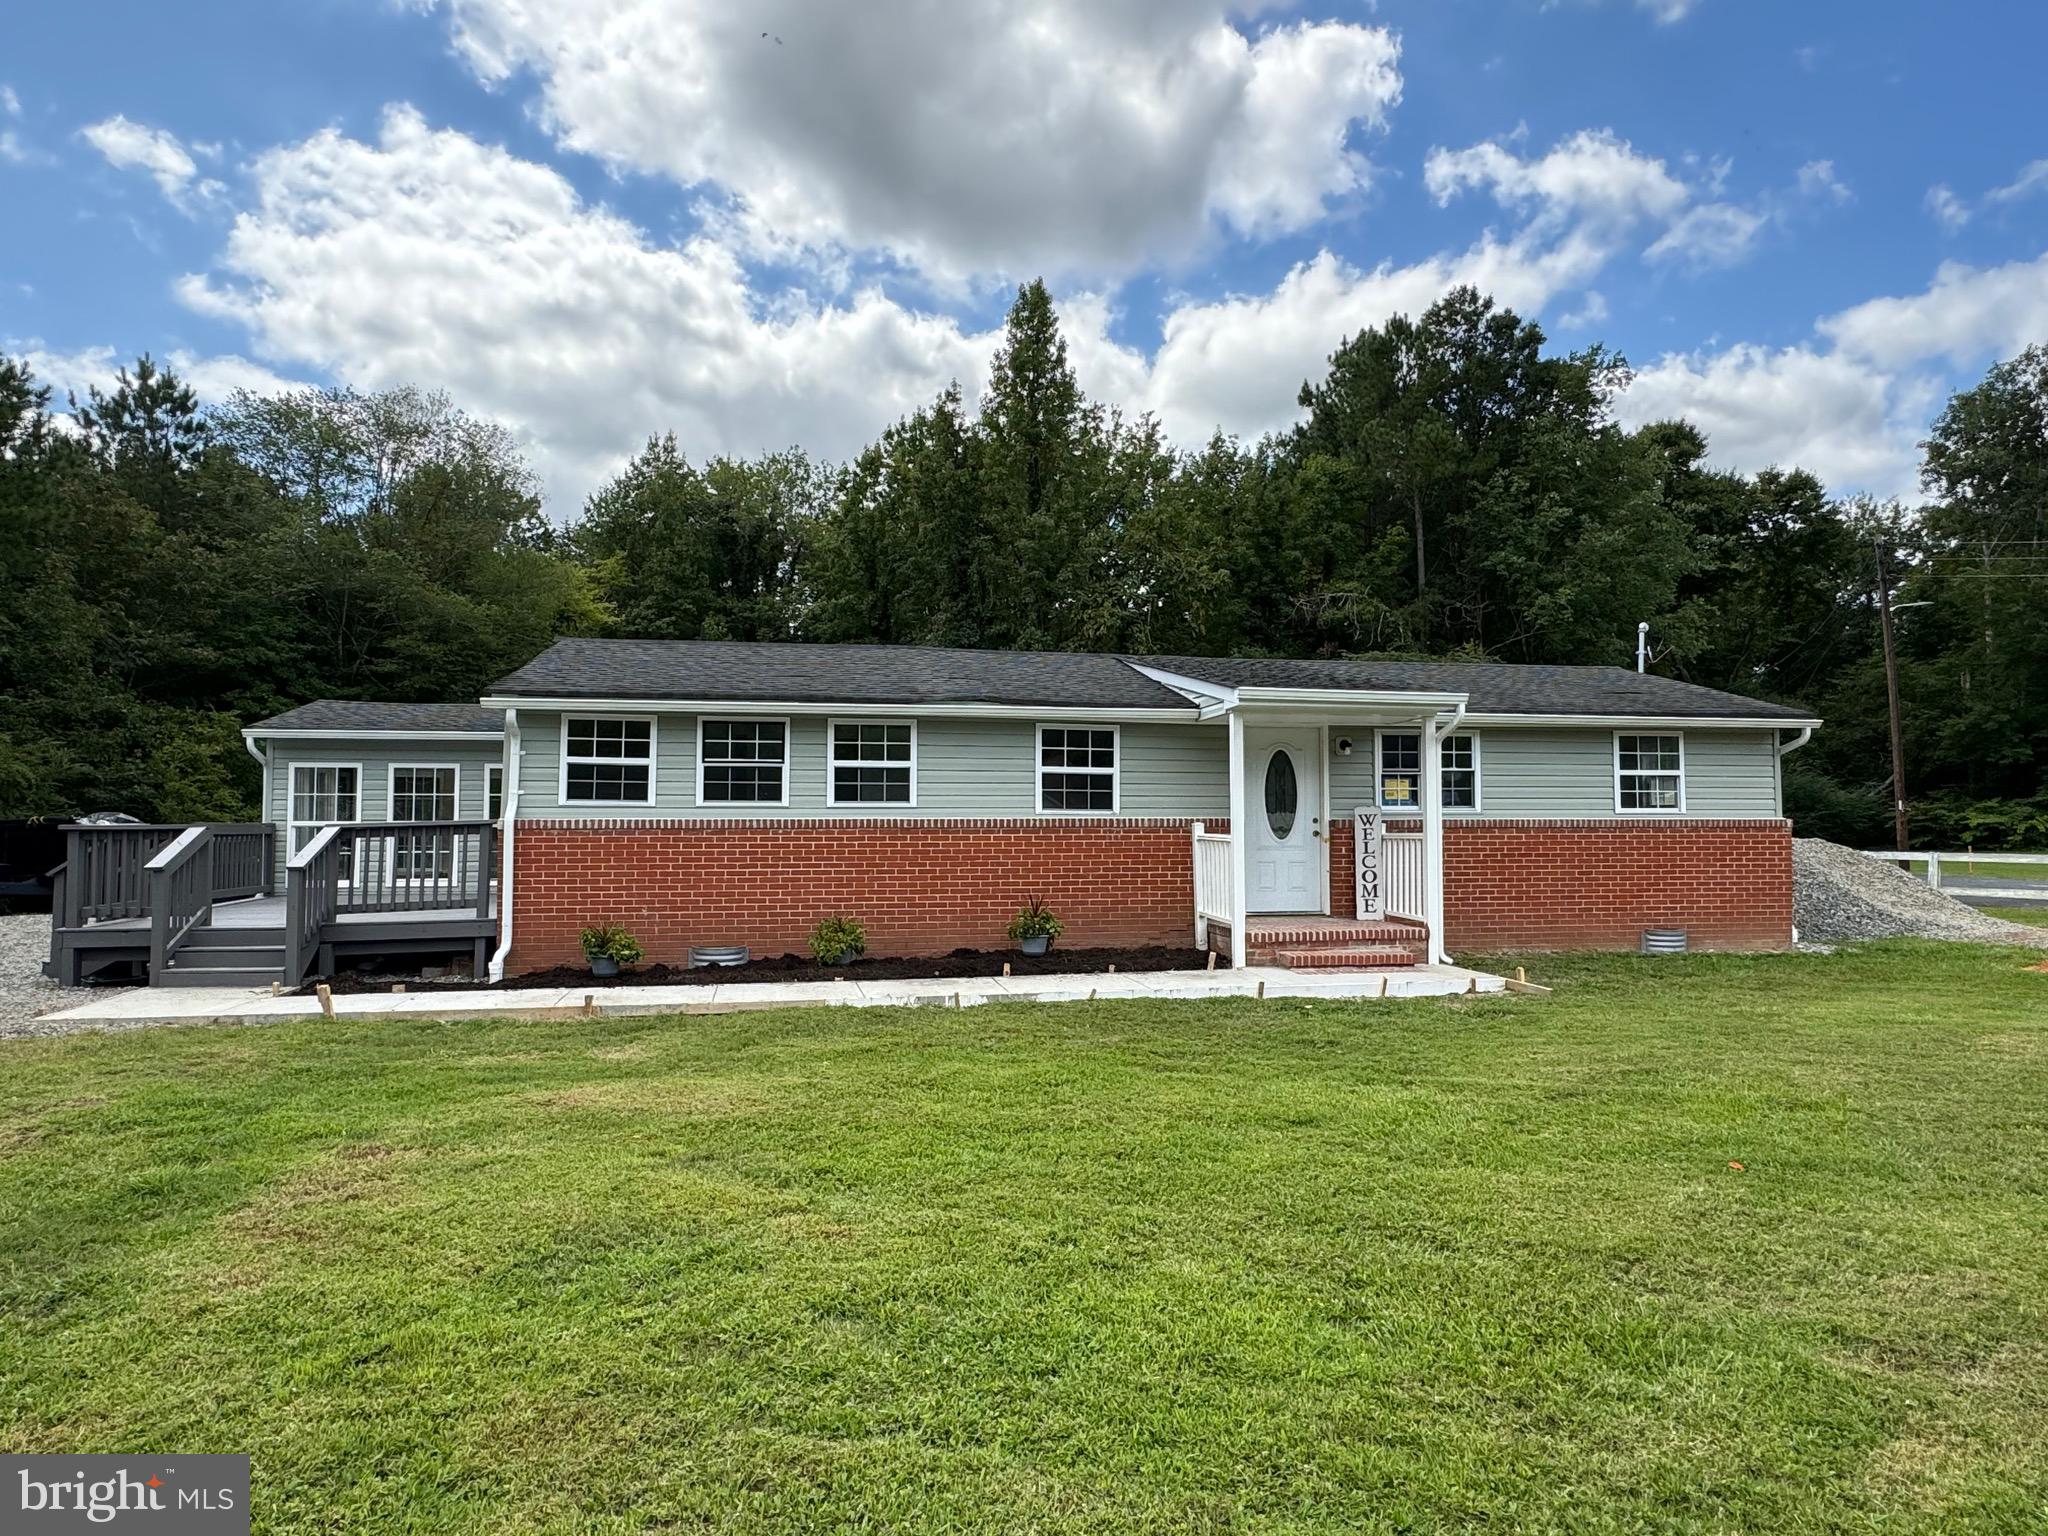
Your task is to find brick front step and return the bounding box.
[1249,920,1428,947]
[1255,944,1422,969]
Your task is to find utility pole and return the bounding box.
[1874,539,1910,851]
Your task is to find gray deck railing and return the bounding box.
[146,827,214,973]
[331,820,496,917]
[55,822,275,928]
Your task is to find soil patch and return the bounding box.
[308,945,1221,995]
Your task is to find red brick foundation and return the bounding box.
[507,817,1216,972]
[1331,815,1792,951]
[1442,818,1791,951]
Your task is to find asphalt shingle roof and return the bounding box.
[488,639,1195,710]
[485,638,1814,721]
[1139,656,1817,721]
[250,701,505,735]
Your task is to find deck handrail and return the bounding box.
[283,824,342,986]
[146,826,214,974]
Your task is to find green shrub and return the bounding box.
[810,916,867,964]
[579,925,644,966]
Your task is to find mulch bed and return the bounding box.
[307,945,1222,995]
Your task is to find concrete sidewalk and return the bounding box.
[27,963,1507,1034]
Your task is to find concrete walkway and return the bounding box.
[28,963,1507,1034]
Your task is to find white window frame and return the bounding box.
[1376,729,1424,812]
[287,760,362,855]
[825,718,918,808]
[1614,730,1687,815]
[1036,723,1121,815]
[695,716,791,808]
[487,763,505,824]
[1439,731,1482,815]
[387,762,461,824]
[558,715,659,807]
[386,762,462,884]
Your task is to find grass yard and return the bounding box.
[1981,904,2048,927]
[4,943,2046,1533]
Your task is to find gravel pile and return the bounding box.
[0,912,143,1040]
[1794,838,2048,947]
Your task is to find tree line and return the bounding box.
[2,282,2042,847]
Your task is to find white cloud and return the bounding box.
[2,85,20,117]
[1986,159,2048,207]
[1634,0,1698,20]
[1559,290,1609,329]
[177,107,998,504]
[1925,183,1970,232]
[1616,344,1927,499]
[6,341,301,416]
[1424,128,1690,231]
[1618,247,2048,499]
[166,106,1673,506]
[1818,251,2048,370]
[80,114,223,210]
[1643,202,1766,270]
[422,0,1402,281]
[1795,159,1851,204]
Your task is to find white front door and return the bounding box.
[1245,729,1323,913]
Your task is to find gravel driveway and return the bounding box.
[0,913,139,1039]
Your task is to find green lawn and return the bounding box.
[1980,904,2048,927]
[4,943,2046,1533]
[1897,856,2048,883]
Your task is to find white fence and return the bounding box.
[1862,849,2048,890]
[1191,823,1233,947]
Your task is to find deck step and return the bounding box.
[179,925,285,948]
[154,965,283,988]
[1261,944,1421,970]
[166,944,284,970]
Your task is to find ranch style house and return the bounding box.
[46,638,1820,988]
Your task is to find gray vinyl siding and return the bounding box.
[1326,726,1783,819]
[504,710,1782,823]
[260,737,504,884]
[513,712,1228,819]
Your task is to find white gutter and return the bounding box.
[242,728,502,743]
[487,707,521,983]
[1775,727,1814,756]
[1460,712,1822,730]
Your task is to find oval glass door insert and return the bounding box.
[1264,749,1298,839]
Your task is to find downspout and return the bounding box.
[1772,726,1812,826]
[244,733,272,889]
[1427,701,1466,966]
[243,734,269,821]
[487,708,521,982]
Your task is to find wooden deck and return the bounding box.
[45,820,500,987]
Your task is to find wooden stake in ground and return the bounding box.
[1002,962,1011,978]
[1206,951,1217,971]
[315,983,335,1019]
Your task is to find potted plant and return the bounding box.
[579,925,644,978]
[1006,898,1064,957]
[809,916,867,967]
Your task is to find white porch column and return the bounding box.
[1423,713,1448,964]
[1227,709,1249,969]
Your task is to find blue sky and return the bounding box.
[4,0,2045,511]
